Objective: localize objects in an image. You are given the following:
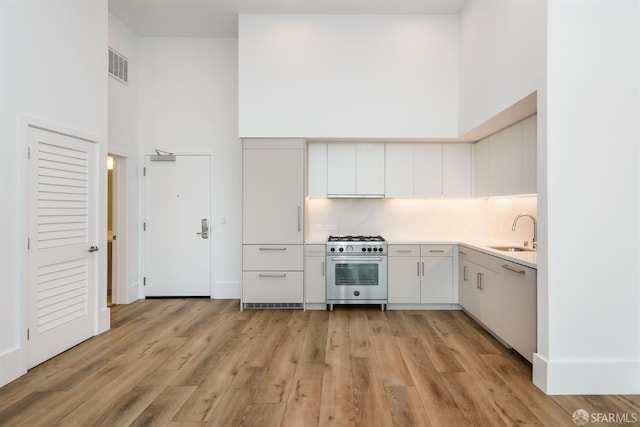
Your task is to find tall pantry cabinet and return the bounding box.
[242,139,305,309]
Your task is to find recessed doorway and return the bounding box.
[107,154,128,306]
[107,155,115,306]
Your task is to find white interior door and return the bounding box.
[145,155,211,296]
[27,126,98,368]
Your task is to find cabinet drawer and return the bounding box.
[420,245,453,257]
[388,245,420,256]
[243,245,303,271]
[305,244,326,257]
[242,272,303,303]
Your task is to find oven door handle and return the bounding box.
[330,257,384,262]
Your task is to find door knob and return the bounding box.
[196,218,209,239]
[88,246,99,253]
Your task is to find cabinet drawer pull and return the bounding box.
[259,247,287,251]
[322,261,325,277]
[429,250,445,253]
[477,272,483,290]
[396,249,413,253]
[459,250,467,255]
[463,265,468,281]
[501,264,526,274]
[297,206,302,232]
[258,273,287,278]
[421,262,425,276]
[417,262,420,276]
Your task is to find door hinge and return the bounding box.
[143,277,146,286]
[143,167,146,176]
[27,328,30,341]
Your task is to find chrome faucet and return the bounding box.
[512,213,537,249]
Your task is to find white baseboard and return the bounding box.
[97,306,110,334]
[0,347,25,388]
[305,303,328,310]
[214,281,241,299]
[126,281,141,302]
[533,353,640,395]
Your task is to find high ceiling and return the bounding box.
[108,0,468,37]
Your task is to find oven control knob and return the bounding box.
[339,247,344,252]
[330,247,335,252]
[367,247,372,252]
[361,248,366,252]
[346,245,353,252]
[354,290,360,296]
[379,247,383,252]
[373,247,378,252]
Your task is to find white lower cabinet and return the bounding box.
[388,244,454,305]
[497,260,537,362]
[305,245,326,308]
[388,253,421,303]
[242,244,304,305]
[242,272,304,304]
[458,246,536,363]
[420,245,454,303]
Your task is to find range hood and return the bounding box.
[327,193,385,199]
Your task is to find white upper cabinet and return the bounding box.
[326,143,385,197]
[327,143,356,195]
[414,144,443,197]
[356,144,385,196]
[384,144,415,198]
[385,143,471,198]
[521,115,537,194]
[385,143,442,197]
[442,144,472,197]
[474,114,537,197]
[311,141,473,199]
[489,123,522,196]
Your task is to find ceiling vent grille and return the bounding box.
[108,48,128,83]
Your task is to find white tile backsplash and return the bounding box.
[306,195,537,245]
[487,196,538,246]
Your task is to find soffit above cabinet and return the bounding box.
[109,0,468,37]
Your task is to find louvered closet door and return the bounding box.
[27,126,98,368]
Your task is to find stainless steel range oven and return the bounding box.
[326,235,387,310]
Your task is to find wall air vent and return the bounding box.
[108,47,128,83]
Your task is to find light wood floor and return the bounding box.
[0,299,638,426]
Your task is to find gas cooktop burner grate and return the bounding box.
[327,235,385,242]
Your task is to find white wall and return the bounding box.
[534,0,640,394]
[139,37,242,298]
[459,0,546,134]
[0,0,108,387]
[109,14,141,303]
[239,14,459,138]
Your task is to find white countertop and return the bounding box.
[306,238,538,269]
[387,239,537,269]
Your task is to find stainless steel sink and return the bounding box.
[489,246,536,252]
